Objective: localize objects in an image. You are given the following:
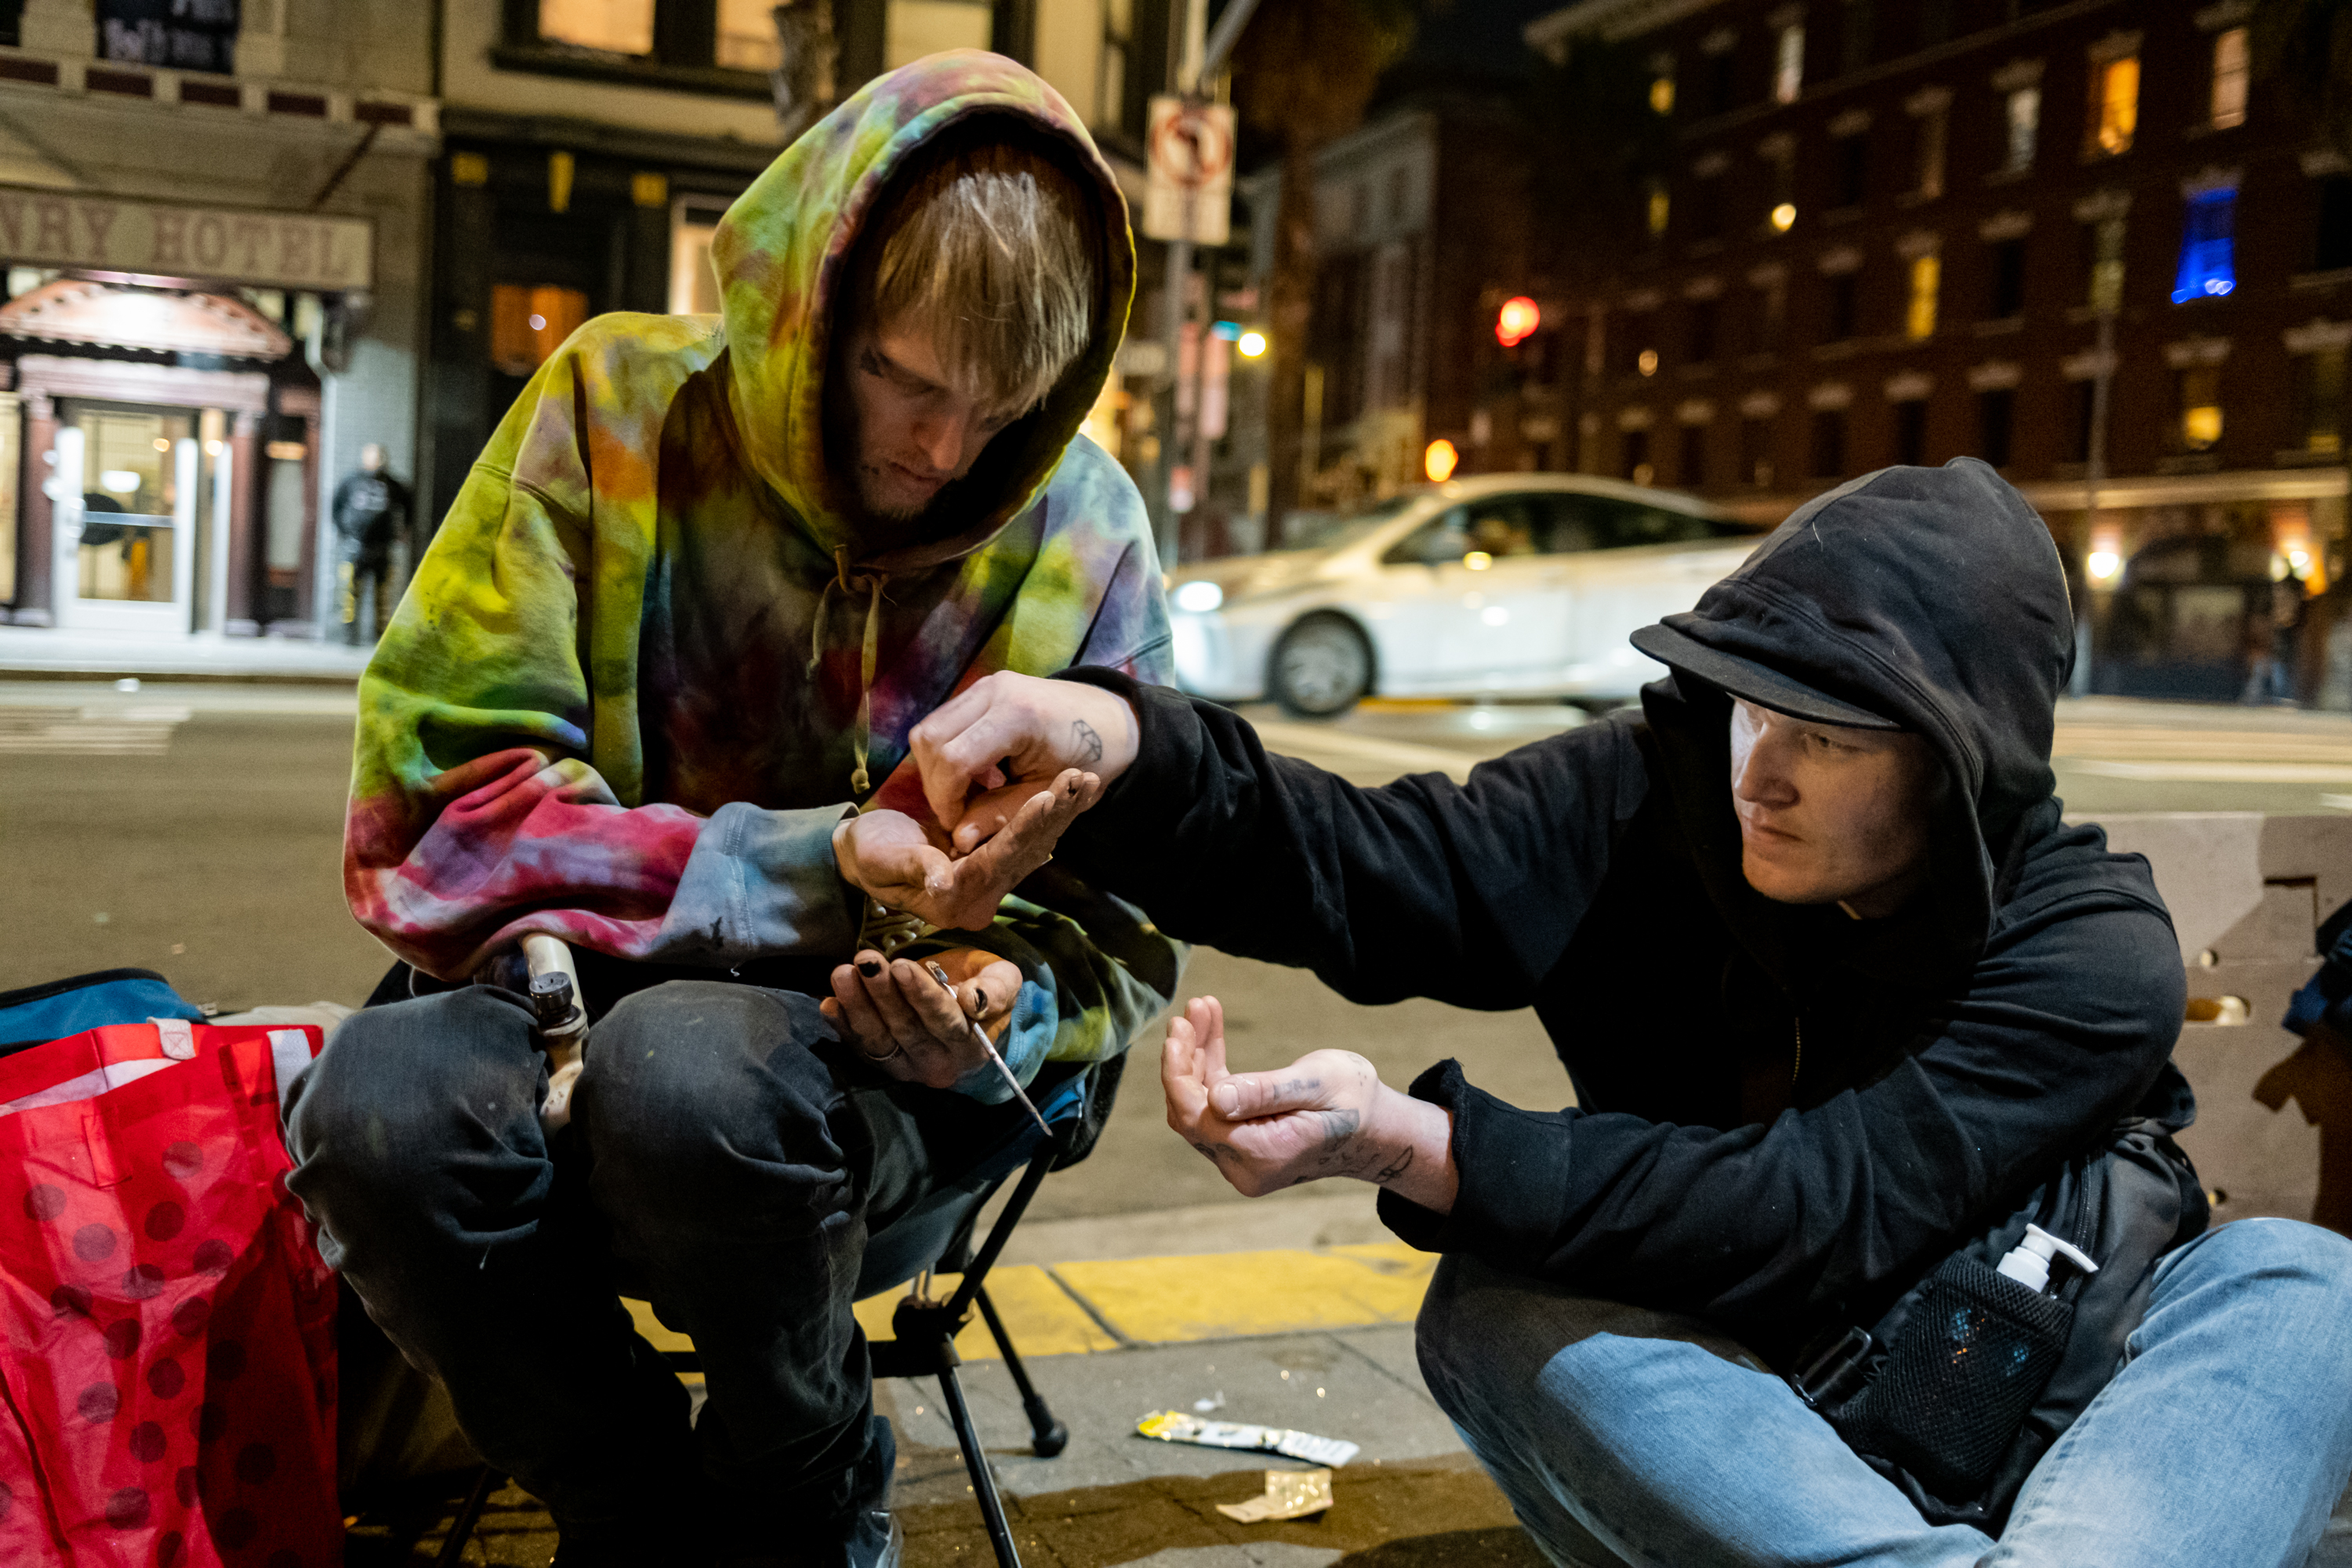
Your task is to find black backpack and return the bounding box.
[1787,1062,2207,1531]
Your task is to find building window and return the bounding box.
[1621,311,1660,376]
[1751,274,1788,353]
[2172,187,2239,303]
[1893,398,1928,466]
[2067,380,2097,465]
[1622,428,1653,485]
[1976,387,2015,467]
[1834,133,1868,209]
[2318,176,2352,272]
[1651,66,1676,115]
[1695,175,1726,241]
[2291,347,2347,455]
[1824,273,1860,342]
[1909,100,1947,200]
[1705,46,1738,116]
[1906,254,1940,339]
[1764,140,1798,231]
[1987,238,2026,318]
[1774,24,1805,103]
[1687,298,1721,363]
[492,284,592,377]
[1679,423,1709,487]
[1648,182,1671,240]
[2084,216,2127,312]
[886,1,993,71]
[2175,364,2223,451]
[1808,408,1847,477]
[670,196,730,314]
[2210,27,2249,130]
[2089,50,2139,158]
[539,0,656,55]
[2002,88,2040,174]
[1842,0,1873,74]
[1100,0,1132,133]
[98,0,240,71]
[717,0,785,70]
[1740,416,1776,485]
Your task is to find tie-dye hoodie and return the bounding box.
[344,53,1178,1099]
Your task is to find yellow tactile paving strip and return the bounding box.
[622,1240,1435,1366]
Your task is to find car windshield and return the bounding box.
[1288,492,1425,551]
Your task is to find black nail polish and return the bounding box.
[857,957,882,977]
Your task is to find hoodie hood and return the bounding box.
[1632,458,2074,989]
[709,49,1135,575]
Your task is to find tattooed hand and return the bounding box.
[908,671,1139,854]
[1160,996,1459,1210]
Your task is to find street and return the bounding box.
[8,679,2352,1236]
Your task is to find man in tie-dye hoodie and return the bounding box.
[285,53,1181,1568]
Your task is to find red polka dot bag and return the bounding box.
[0,1017,336,1566]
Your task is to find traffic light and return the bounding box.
[1496,296,1540,348]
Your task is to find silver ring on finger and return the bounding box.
[858,1039,906,1063]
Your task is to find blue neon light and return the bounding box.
[2172,189,2238,304]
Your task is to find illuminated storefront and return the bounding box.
[0,189,368,637]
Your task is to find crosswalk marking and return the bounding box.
[0,705,191,756]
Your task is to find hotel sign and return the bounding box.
[0,187,372,292]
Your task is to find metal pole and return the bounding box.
[2078,303,2115,697]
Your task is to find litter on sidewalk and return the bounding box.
[1134,1409,1361,1466]
[1215,1467,1336,1523]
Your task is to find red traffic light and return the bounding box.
[1496,296,1541,348]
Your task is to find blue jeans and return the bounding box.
[1419,1219,2352,1567]
[284,980,1011,1548]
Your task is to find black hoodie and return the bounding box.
[1058,459,2189,1359]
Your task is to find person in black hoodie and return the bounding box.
[908,460,2352,1564]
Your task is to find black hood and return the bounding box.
[1632,458,2074,994]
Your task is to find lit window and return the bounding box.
[2172,187,2238,303]
[885,0,993,72]
[2090,53,2139,157]
[2292,347,2346,455]
[2210,27,2249,130]
[492,284,591,376]
[1774,26,1805,103]
[670,199,728,315]
[1911,103,1947,199]
[2003,87,2039,173]
[1651,74,1676,114]
[2176,365,2222,451]
[539,0,655,55]
[1906,254,1940,339]
[718,0,785,71]
[1648,183,1671,238]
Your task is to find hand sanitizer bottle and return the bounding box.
[1994,1224,2100,1294]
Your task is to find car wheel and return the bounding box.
[1269,614,1373,718]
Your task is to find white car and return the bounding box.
[1167,474,1765,716]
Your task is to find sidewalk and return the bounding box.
[349,1187,2352,1567]
[0,624,368,681]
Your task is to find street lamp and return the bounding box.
[1425,438,1459,483]
[1237,329,1267,358]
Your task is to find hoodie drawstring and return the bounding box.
[809,546,888,797]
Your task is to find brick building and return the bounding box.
[1518,0,2352,699]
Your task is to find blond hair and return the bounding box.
[866,138,1098,416]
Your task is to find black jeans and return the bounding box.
[284,979,1005,1544]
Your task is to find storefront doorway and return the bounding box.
[51,401,208,633]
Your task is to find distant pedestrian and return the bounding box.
[331,443,412,644]
[2241,564,2309,706]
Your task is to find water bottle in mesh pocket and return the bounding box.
[1828,1254,2073,1502]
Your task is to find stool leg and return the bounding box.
[434,1465,502,1567]
[937,1363,1022,1568]
[975,1287,1067,1458]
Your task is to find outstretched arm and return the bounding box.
[911,669,1648,1008]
